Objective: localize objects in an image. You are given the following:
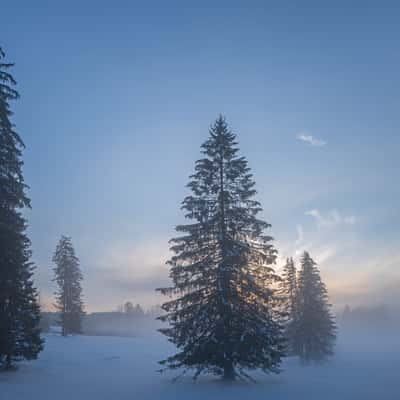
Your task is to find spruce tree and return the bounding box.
[291,251,336,362]
[52,236,84,335]
[0,47,43,369]
[279,257,297,353]
[280,257,297,318]
[157,116,285,381]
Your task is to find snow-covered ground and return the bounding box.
[1,329,399,400]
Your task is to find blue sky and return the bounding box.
[2,1,399,311]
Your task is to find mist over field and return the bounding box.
[2,309,400,400]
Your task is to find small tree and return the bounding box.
[133,304,145,317]
[52,236,84,335]
[124,301,134,314]
[157,116,285,381]
[291,251,336,362]
[0,47,43,369]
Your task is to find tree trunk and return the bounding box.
[223,360,235,381]
[5,354,12,370]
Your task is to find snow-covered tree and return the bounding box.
[280,257,297,317]
[279,257,297,353]
[52,236,84,335]
[157,116,285,381]
[291,251,336,362]
[0,47,43,369]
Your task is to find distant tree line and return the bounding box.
[340,304,398,328]
[39,304,162,338]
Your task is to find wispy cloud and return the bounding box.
[297,133,326,147]
[305,209,357,228]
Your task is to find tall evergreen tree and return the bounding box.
[0,47,43,369]
[279,257,297,353]
[291,251,336,362]
[157,116,285,381]
[52,236,84,336]
[280,257,297,318]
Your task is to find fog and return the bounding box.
[2,307,399,400]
